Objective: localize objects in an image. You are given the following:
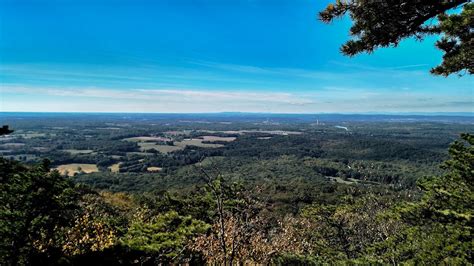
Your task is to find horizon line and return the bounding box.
[1,111,473,117]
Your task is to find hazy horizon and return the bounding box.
[1,111,473,116]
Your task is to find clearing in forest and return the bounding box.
[63,149,95,155]
[55,163,99,176]
[108,162,121,173]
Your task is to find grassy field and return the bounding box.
[124,136,172,142]
[199,130,302,135]
[176,139,224,148]
[199,136,236,142]
[146,166,162,172]
[138,142,183,153]
[55,164,99,176]
[327,176,357,185]
[131,135,233,153]
[0,143,26,148]
[63,149,95,155]
[19,132,48,138]
[123,133,237,154]
[126,152,156,156]
[108,163,121,173]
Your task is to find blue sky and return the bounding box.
[0,0,472,113]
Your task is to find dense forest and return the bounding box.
[1,114,473,264]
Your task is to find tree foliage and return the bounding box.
[319,0,473,76]
[121,210,209,264]
[1,125,472,264]
[369,133,473,264]
[0,159,80,264]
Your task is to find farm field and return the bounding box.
[199,130,303,135]
[125,135,234,153]
[146,166,162,172]
[176,138,224,148]
[63,149,95,155]
[199,136,236,142]
[138,142,182,153]
[123,136,172,142]
[55,163,99,176]
[108,163,121,173]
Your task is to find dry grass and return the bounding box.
[146,166,162,172]
[108,163,121,173]
[55,164,99,176]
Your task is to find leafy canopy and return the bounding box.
[319,0,473,76]
[371,133,473,264]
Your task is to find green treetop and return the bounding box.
[319,1,473,76]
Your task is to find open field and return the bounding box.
[176,138,224,148]
[63,149,95,155]
[199,130,302,135]
[55,163,99,176]
[126,152,156,156]
[199,136,236,142]
[138,139,225,152]
[146,166,162,172]
[18,132,48,138]
[138,142,183,153]
[164,130,192,136]
[127,135,234,153]
[124,136,172,142]
[108,163,121,173]
[0,143,26,148]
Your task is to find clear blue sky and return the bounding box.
[0,0,472,113]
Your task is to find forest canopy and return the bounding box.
[1,132,472,264]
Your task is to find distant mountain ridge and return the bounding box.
[1,112,473,124]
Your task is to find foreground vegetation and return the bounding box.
[1,133,472,264]
[1,114,473,264]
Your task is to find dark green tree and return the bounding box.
[319,1,473,76]
[369,134,473,264]
[120,210,209,264]
[0,159,80,264]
